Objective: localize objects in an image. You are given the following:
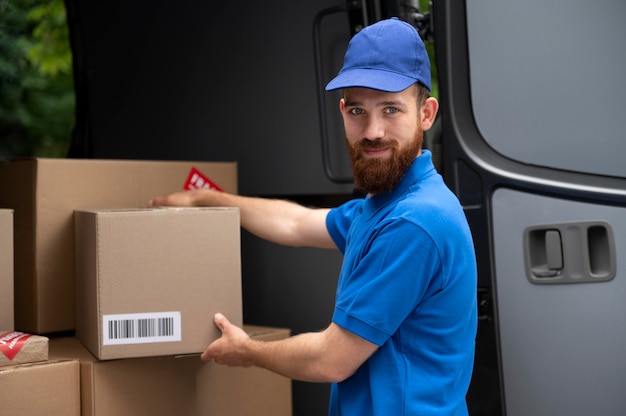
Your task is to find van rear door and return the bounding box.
[433,1,626,415]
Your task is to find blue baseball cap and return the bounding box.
[325,17,431,92]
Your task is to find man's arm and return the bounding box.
[149,189,335,249]
[201,313,378,383]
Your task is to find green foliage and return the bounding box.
[425,39,438,100]
[419,0,437,100]
[0,0,74,161]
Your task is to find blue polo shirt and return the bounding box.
[326,150,477,415]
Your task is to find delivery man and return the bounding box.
[150,17,477,416]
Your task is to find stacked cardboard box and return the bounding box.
[0,209,13,331]
[0,327,78,415]
[50,326,292,416]
[0,331,78,415]
[0,208,73,416]
[0,158,293,415]
[0,331,48,366]
[0,358,80,415]
[0,158,238,334]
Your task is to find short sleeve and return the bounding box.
[326,199,363,253]
[332,218,442,346]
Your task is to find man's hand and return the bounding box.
[148,189,207,207]
[201,313,252,367]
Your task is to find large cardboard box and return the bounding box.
[0,158,237,334]
[0,209,13,331]
[50,325,293,416]
[75,207,242,360]
[0,358,80,415]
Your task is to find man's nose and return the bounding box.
[363,116,385,140]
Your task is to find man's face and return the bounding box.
[340,85,424,194]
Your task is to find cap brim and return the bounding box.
[325,68,417,93]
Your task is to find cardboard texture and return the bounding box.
[75,207,242,360]
[0,158,237,334]
[0,358,80,416]
[0,209,13,331]
[0,331,48,367]
[50,325,293,416]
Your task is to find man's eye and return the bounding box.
[385,107,399,114]
[350,108,365,115]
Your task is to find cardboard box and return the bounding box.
[75,207,242,360]
[50,325,293,416]
[0,358,80,416]
[0,158,237,334]
[0,209,13,331]
[198,325,293,416]
[0,331,48,367]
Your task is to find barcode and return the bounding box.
[108,317,174,339]
[103,312,181,345]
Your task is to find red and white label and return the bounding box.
[0,331,32,361]
[183,167,223,192]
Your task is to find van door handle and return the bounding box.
[524,221,616,284]
[527,229,562,278]
[544,230,563,270]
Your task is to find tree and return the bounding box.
[0,0,74,161]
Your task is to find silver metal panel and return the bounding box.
[466,0,626,178]
[492,188,626,415]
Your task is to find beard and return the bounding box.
[346,129,423,195]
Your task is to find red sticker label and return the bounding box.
[183,167,223,192]
[0,331,32,361]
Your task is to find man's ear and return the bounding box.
[339,97,346,113]
[421,97,439,131]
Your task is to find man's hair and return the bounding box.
[415,82,430,107]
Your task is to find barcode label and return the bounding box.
[103,312,182,345]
